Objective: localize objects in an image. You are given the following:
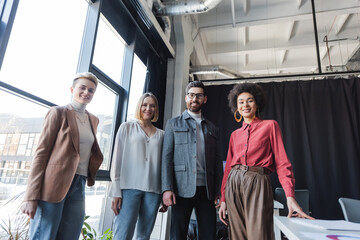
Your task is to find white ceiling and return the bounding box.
[190,0,360,79]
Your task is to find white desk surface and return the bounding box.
[274,216,360,240]
[273,200,284,240]
[274,200,284,209]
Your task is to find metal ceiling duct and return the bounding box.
[123,0,175,58]
[190,65,248,78]
[153,0,223,16]
[160,15,171,39]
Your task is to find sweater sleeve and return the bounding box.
[108,123,126,198]
[161,119,175,193]
[24,107,61,201]
[270,121,295,198]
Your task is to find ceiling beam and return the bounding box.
[296,0,302,9]
[279,50,287,64]
[205,28,359,55]
[286,21,296,41]
[198,5,360,32]
[193,33,211,65]
[243,54,248,67]
[230,0,235,27]
[333,14,350,36]
[199,11,310,32]
[219,46,350,73]
[228,60,319,73]
[320,46,328,60]
[240,27,248,46]
[243,0,249,15]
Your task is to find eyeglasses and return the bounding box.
[187,92,205,99]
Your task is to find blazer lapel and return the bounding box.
[87,111,101,153]
[87,111,97,135]
[66,104,80,154]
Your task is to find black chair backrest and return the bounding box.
[274,187,310,216]
[338,197,360,223]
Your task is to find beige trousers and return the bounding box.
[226,167,274,240]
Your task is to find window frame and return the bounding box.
[0,0,162,235]
[0,0,19,69]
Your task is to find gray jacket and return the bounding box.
[161,110,223,200]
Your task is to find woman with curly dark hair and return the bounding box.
[218,83,313,240]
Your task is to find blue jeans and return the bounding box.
[30,174,86,240]
[113,189,161,240]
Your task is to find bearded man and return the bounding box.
[161,81,224,240]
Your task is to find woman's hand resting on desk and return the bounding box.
[287,197,315,219]
[219,202,228,226]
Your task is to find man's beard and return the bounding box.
[188,101,202,112]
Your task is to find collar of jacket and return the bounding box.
[182,110,207,122]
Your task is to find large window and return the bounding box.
[0,1,121,237]
[0,89,49,238]
[90,14,128,170]
[86,83,117,171]
[92,14,126,83]
[126,54,147,120]
[0,0,88,106]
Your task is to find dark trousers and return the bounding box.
[170,186,216,240]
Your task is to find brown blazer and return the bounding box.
[24,104,103,203]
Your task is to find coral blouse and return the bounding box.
[220,118,295,202]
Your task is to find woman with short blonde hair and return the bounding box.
[22,72,103,239]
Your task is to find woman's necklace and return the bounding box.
[75,113,88,125]
[139,122,155,137]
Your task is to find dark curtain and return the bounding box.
[202,77,360,220]
[143,53,168,129]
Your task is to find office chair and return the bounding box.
[338,197,360,223]
[274,187,310,216]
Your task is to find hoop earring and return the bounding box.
[234,110,242,122]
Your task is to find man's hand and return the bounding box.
[218,202,228,226]
[21,200,38,219]
[287,197,315,220]
[111,197,122,216]
[162,191,176,206]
